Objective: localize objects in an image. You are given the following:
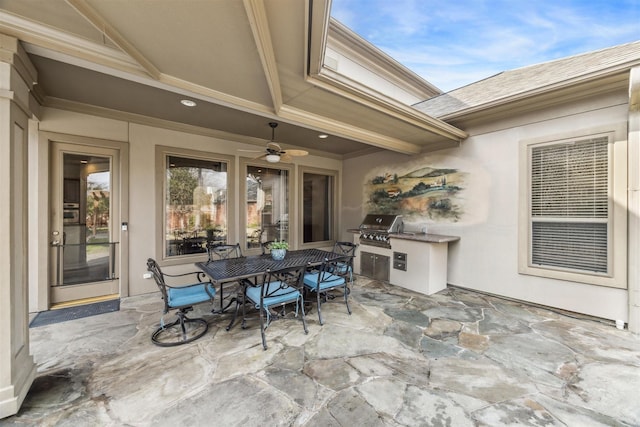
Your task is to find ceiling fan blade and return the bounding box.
[253,153,268,160]
[279,153,293,163]
[284,149,308,157]
[238,148,263,153]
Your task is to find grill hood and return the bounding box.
[359,214,403,233]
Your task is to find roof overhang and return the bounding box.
[0,0,467,157]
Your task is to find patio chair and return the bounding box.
[206,242,244,313]
[207,242,243,261]
[303,255,352,325]
[242,264,308,350]
[224,241,278,331]
[331,241,358,284]
[146,258,216,347]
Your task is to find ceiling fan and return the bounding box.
[242,122,309,163]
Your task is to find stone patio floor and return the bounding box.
[3,276,640,426]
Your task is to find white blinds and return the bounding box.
[531,137,608,218]
[530,137,609,273]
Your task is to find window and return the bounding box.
[299,167,338,246]
[531,137,609,272]
[162,152,229,258]
[245,164,290,252]
[519,130,626,288]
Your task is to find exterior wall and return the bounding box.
[627,66,640,333]
[34,107,342,301]
[343,89,631,322]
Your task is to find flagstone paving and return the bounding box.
[4,277,640,426]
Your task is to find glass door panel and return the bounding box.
[50,144,120,304]
[246,166,289,251]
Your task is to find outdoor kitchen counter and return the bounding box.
[346,228,460,243]
[388,232,460,243]
[349,229,460,296]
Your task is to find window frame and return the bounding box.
[155,146,235,265]
[518,127,627,288]
[297,166,339,249]
[239,157,294,255]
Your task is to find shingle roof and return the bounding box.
[414,41,640,118]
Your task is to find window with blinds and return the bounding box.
[530,137,609,274]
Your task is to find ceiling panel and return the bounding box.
[0,0,112,45]
[84,0,273,106]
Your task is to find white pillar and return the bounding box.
[0,34,37,419]
[628,66,640,334]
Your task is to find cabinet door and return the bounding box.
[361,251,375,278]
[374,254,390,282]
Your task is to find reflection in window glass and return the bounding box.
[246,166,289,251]
[303,172,332,243]
[165,156,227,257]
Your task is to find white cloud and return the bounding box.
[331,0,640,91]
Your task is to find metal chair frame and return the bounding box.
[207,242,243,261]
[303,255,352,325]
[331,241,358,284]
[206,243,244,313]
[146,258,215,347]
[242,264,308,350]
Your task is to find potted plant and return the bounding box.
[269,240,289,261]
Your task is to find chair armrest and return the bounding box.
[163,270,210,283]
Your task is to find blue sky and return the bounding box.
[331,0,640,92]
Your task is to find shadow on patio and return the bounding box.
[6,277,640,426]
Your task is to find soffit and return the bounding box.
[286,85,455,146]
[32,55,367,157]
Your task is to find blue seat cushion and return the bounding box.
[303,272,346,291]
[331,262,352,275]
[245,281,301,309]
[167,282,216,308]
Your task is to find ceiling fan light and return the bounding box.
[266,154,280,163]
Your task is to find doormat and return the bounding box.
[29,299,120,328]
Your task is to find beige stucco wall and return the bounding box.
[33,107,342,305]
[30,85,632,322]
[343,89,631,322]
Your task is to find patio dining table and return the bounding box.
[195,248,343,320]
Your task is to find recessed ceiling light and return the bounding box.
[318,134,329,139]
[180,99,197,107]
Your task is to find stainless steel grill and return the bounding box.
[358,214,403,248]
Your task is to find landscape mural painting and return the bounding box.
[365,166,467,222]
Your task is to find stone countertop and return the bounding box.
[347,228,460,244]
[389,232,460,243]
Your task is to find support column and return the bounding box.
[628,66,640,334]
[0,34,37,419]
